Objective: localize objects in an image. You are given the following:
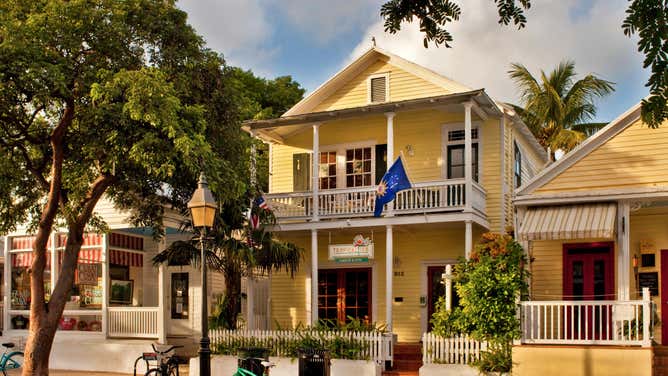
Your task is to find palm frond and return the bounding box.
[508,63,542,104]
[550,129,587,152]
[547,60,576,98]
[570,122,608,137]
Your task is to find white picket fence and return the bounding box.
[421,333,487,365]
[210,329,393,363]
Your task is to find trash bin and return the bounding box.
[298,348,331,376]
[238,347,270,375]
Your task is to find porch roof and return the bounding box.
[518,202,617,241]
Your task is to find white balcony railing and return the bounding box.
[519,288,652,347]
[107,307,160,339]
[266,179,485,220]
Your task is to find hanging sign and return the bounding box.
[329,235,374,263]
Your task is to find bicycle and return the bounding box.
[0,342,23,376]
[234,357,275,376]
[133,344,183,376]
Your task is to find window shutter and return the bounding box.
[370,76,387,103]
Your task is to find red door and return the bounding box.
[563,243,614,340]
[660,250,668,344]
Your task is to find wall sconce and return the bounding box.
[633,254,639,268]
[405,144,414,156]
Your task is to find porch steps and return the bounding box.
[383,342,422,376]
[654,346,668,376]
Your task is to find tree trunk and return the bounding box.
[23,224,84,376]
[224,271,242,329]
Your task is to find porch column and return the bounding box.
[386,225,393,331]
[464,102,473,211]
[157,237,167,344]
[465,220,473,260]
[3,236,9,333]
[250,131,257,187]
[101,233,109,338]
[312,124,320,221]
[617,201,631,300]
[310,229,318,325]
[385,112,395,217]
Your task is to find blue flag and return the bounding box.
[374,157,412,217]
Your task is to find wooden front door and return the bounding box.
[427,266,446,331]
[318,268,371,324]
[660,250,668,344]
[563,243,614,339]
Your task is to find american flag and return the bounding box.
[254,195,269,210]
[250,214,260,230]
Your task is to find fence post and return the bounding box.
[642,287,651,347]
[513,294,522,346]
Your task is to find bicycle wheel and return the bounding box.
[144,368,162,376]
[167,362,179,376]
[2,352,24,376]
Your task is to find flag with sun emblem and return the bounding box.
[374,157,412,217]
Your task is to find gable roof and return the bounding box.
[282,46,473,117]
[515,101,643,197]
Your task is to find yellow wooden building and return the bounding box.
[244,47,546,343]
[513,102,667,375]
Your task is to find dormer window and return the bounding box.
[368,73,389,103]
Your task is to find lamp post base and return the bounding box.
[199,336,211,376]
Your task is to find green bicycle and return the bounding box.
[0,342,23,376]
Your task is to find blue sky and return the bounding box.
[179,0,648,122]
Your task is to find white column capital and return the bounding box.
[463,101,474,110]
[312,122,322,130]
[384,111,396,119]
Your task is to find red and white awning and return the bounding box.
[11,249,143,268]
[109,249,143,267]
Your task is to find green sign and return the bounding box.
[335,257,369,263]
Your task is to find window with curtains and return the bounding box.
[345,147,372,187]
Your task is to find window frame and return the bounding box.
[514,141,523,188]
[441,122,482,183]
[367,72,390,104]
[318,141,376,189]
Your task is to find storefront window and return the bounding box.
[10,252,51,310]
[60,250,103,311]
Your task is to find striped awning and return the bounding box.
[109,249,143,267]
[518,203,617,241]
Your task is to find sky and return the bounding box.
[178,0,649,122]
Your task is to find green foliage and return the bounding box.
[380,0,530,48]
[509,61,614,156]
[430,233,529,373]
[380,0,668,135]
[623,1,668,128]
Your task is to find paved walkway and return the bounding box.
[6,364,189,375]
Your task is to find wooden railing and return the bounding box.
[519,288,652,347]
[265,179,485,220]
[422,333,487,365]
[107,307,160,339]
[210,329,393,364]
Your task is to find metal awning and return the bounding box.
[518,203,617,241]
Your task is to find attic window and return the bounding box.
[369,75,388,103]
[448,129,478,141]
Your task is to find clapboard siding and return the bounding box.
[537,118,668,193]
[312,59,450,113]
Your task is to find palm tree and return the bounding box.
[153,199,303,329]
[509,61,614,159]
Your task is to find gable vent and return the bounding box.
[370,76,387,103]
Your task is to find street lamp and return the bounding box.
[188,173,217,376]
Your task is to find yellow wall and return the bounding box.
[270,224,485,342]
[512,346,652,376]
[537,118,668,193]
[312,59,450,113]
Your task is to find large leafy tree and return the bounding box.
[508,61,614,157]
[154,69,306,329]
[0,1,246,374]
[380,0,668,128]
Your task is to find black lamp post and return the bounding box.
[188,173,217,376]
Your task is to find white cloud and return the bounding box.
[272,0,381,45]
[349,0,648,118]
[178,0,278,76]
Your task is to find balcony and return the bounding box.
[265,179,486,221]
